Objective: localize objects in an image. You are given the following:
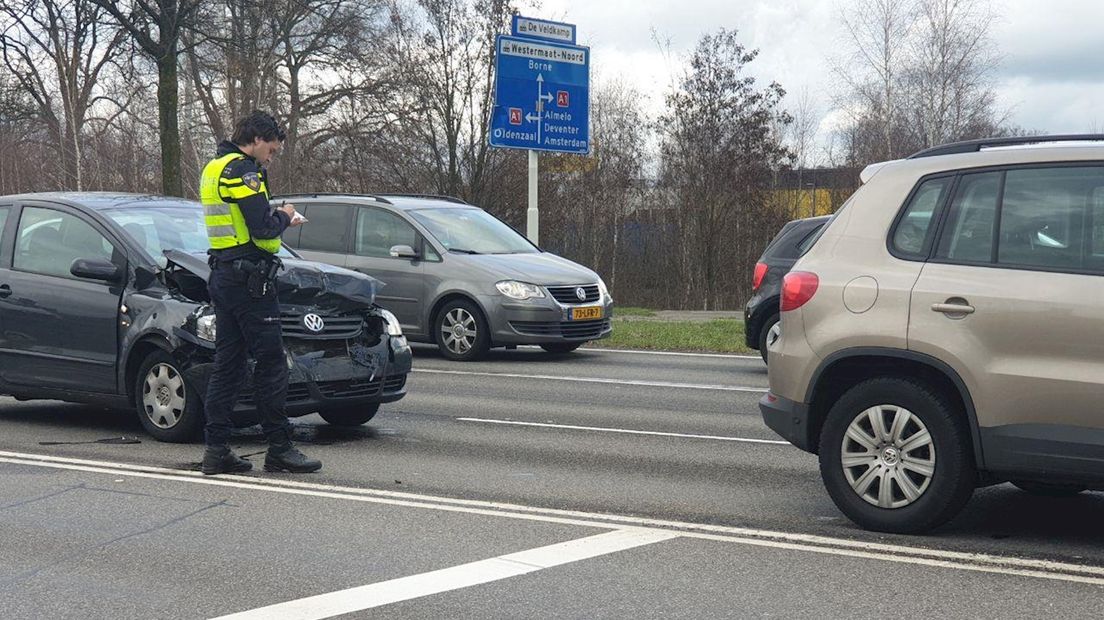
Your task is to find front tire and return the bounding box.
[134,350,204,443]
[319,403,381,426]
[435,299,491,361]
[818,377,976,534]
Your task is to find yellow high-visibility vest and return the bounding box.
[200,152,280,253]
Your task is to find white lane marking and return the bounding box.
[3,451,1104,586]
[581,347,762,360]
[412,368,767,393]
[457,417,791,445]
[212,529,677,619]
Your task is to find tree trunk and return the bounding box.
[157,50,182,196]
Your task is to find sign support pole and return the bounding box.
[527,148,539,245]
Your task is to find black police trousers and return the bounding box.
[203,261,290,447]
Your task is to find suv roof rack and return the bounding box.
[271,192,393,204]
[908,134,1104,159]
[375,193,469,205]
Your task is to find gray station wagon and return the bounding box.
[277,194,614,361]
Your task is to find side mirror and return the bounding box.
[389,244,420,259]
[71,257,122,283]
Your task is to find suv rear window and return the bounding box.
[892,177,953,257]
[795,224,826,255]
[767,222,823,260]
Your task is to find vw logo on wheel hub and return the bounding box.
[881,446,900,466]
[302,313,325,333]
[575,287,587,301]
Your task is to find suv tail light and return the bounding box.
[781,272,819,311]
[752,262,768,291]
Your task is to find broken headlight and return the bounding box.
[195,314,217,342]
[378,308,403,337]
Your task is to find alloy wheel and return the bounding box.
[441,308,478,355]
[142,363,186,429]
[840,404,936,509]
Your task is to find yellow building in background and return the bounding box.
[771,168,860,220]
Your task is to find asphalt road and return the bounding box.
[1,345,1103,618]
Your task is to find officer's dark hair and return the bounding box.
[231,110,286,145]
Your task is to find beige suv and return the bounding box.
[761,135,1104,533]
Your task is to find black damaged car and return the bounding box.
[0,192,413,442]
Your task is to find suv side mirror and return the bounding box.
[390,244,420,259]
[71,257,122,283]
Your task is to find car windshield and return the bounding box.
[103,203,293,262]
[409,208,538,255]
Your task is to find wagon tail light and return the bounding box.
[781,271,819,311]
[752,262,768,291]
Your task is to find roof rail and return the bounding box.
[270,192,393,204]
[375,193,469,205]
[907,134,1104,159]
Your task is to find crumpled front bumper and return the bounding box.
[180,329,413,419]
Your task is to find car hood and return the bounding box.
[454,252,600,285]
[164,250,383,314]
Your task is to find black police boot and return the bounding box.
[201,445,253,475]
[264,433,322,473]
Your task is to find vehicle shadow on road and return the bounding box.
[0,401,387,450]
[939,484,1104,544]
[0,400,142,439]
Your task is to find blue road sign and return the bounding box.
[489,34,590,155]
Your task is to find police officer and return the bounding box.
[199,111,321,475]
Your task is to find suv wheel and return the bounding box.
[1012,480,1086,497]
[758,314,780,364]
[818,377,975,533]
[435,299,490,361]
[319,403,381,426]
[134,350,204,443]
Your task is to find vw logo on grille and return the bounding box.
[575,287,587,301]
[302,313,325,333]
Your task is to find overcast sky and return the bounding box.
[537,0,1104,161]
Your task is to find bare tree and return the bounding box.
[905,0,1001,148]
[539,78,649,297]
[833,0,1012,165]
[393,0,519,203]
[90,0,204,196]
[657,29,793,309]
[0,0,126,189]
[834,0,915,163]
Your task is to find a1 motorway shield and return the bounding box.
[490,35,590,155]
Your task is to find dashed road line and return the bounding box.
[456,417,791,445]
[581,347,762,360]
[412,368,767,393]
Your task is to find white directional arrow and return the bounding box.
[535,74,549,143]
[525,113,541,123]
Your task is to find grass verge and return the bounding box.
[589,318,753,354]
[613,306,657,317]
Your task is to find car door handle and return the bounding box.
[931,302,974,315]
[0,284,10,298]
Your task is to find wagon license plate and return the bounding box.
[571,306,603,321]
